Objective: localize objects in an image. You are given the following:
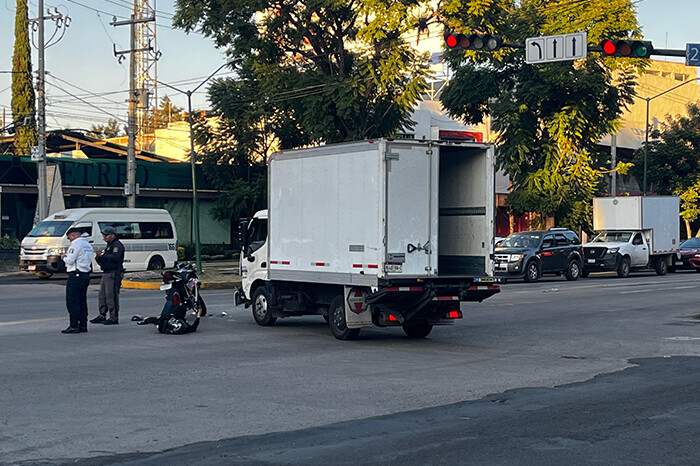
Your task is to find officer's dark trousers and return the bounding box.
[98,271,123,322]
[66,271,90,329]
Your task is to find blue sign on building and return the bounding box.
[686,43,700,67]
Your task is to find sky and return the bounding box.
[0,0,698,132]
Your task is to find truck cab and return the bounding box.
[236,210,268,304]
[582,230,663,277]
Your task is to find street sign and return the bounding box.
[526,32,587,64]
[686,43,700,66]
[30,146,44,161]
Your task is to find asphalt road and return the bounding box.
[2,271,700,465]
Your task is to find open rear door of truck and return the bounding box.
[384,141,439,278]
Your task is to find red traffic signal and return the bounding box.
[600,39,653,58]
[445,32,503,52]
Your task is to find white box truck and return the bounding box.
[582,196,679,277]
[234,139,503,340]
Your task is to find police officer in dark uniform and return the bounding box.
[90,226,125,325]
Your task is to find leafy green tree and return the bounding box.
[173,0,434,220]
[440,0,642,231]
[630,102,700,236]
[88,118,124,139]
[630,102,700,196]
[11,0,37,155]
[174,0,432,145]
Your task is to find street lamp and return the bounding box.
[642,77,700,195]
[158,60,238,272]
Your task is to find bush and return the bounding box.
[179,243,196,260]
[0,235,20,249]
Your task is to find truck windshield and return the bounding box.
[499,233,541,248]
[26,221,74,237]
[592,231,633,243]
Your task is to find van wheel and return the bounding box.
[617,257,631,278]
[564,260,581,281]
[524,261,540,283]
[35,271,52,279]
[329,295,360,340]
[402,323,433,338]
[147,256,165,270]
[252,286,277,326]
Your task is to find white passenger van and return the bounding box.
[20,208,178,278]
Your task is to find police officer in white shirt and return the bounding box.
[62,227,94,334]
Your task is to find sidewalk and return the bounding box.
[122,261,241,290]
[0,260,241,289]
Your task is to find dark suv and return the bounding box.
[494,228,583,282]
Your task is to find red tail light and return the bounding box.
[388,314,398,321]
[446,310,463,319]
[172,292,181,307]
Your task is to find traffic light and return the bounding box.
[444,32,503,52]
[599,39,653,58]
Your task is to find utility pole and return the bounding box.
[111,3,154,208]
[30,1,69,221]
[35,0,47,220]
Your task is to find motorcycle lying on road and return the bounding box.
[136,262,207,334]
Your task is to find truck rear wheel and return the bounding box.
[654,258,668,275]
[252,286,277,326]
[617,257,631,278]
[402,323,433,338]
[328,295,360,340]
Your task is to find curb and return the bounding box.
[121,280,241,290]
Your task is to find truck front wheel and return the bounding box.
[328,295,360,341]
[252,286,277,326]
[654,258,668,276]
[617,257,631,278]
[402,323,433,338]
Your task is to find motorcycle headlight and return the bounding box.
[509,254,524,262]
[607,247,619,254]
[47,247,67,255]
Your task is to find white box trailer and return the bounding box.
[235,139,503,340]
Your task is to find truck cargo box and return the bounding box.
[267,139,495,287]
[592,196,679,254]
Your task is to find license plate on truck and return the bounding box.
[587,259,595,264]
[28,265,36,271]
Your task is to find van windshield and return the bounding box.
[26,221,73,237]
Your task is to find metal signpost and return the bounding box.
[526,32,587,64]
